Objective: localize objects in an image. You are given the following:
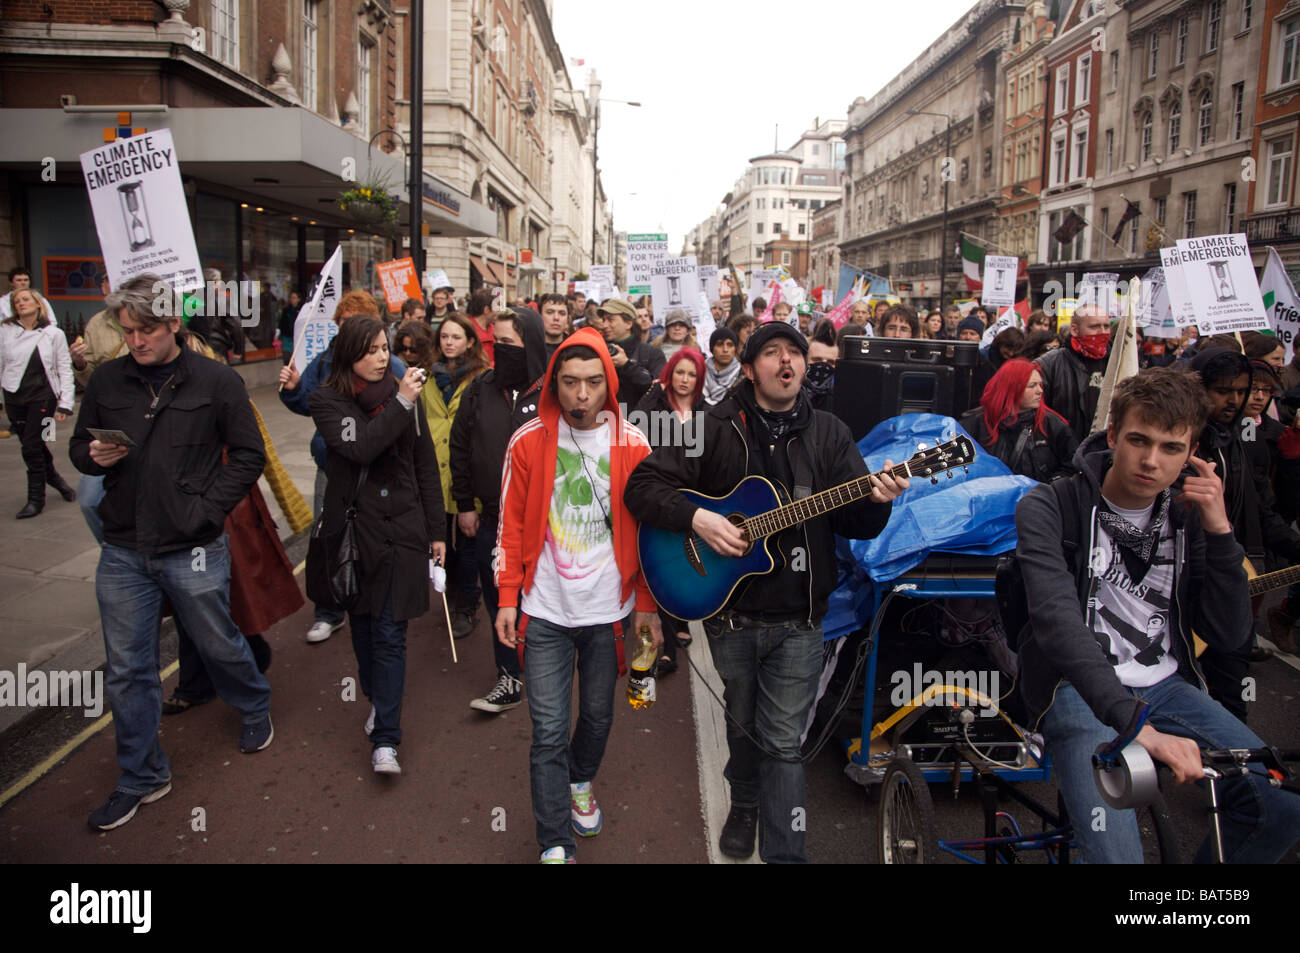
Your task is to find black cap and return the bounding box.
[709,327,738,351]
[741,321,808,364]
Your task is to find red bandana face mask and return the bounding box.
[1071,332,1109,360]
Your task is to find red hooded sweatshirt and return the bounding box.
[495,326,655,622]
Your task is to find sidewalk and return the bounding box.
[0,380,316,735]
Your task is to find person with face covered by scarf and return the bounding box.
[804,320,838,412]
[703,327,743,406]
[1035,304,1112,444]
[1190,347,1300,715]
[449,307,549,715]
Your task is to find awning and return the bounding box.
[470,255,506,286]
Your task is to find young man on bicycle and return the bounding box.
[1016,368,1300,863]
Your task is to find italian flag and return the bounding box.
[961,235,984,292]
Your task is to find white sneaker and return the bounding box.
[372,746,401,775]
[306,619,343,643]
[364,705,375,737]
[539,846,574,864]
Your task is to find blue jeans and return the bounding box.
[703,616,823,864]
[79,473,105,543]
[97,534,271,795]
[475,512,521,678]
[523,613,622,854]
[1044,677,1300,863]
[349,591,407,748]
[312,468,343,627]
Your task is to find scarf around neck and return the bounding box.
[352,372,398,418]
[703,356,742,404]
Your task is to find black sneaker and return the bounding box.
[87,782,172,831]
[451,606,477,640]
[719,805,758,859]
[239,714,274,753]
[469,674,523,713]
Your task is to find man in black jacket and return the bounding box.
[1188,348,1300,715]
[1035,304,1111,443]
[69,274,272,832]
[625,323,904,863]
[594,298,663,406]
[1015,367,1300,863]
[450,307,548,714]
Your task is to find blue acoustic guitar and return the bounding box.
[638,436,976,622]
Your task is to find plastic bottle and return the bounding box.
[626,623,657,710]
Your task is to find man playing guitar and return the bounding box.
[625,323,907,863]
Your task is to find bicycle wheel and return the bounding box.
[877,756,939,864]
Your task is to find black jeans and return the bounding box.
[6,396,57,489]
[474,511,523,678]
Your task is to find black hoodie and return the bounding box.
[448,307,548,516]
[1014,432,1251,735]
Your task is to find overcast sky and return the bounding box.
[550,0,982,251]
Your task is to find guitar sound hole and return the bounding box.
[726,512,754,557]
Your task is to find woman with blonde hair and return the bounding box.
[0,288,75,517]
[650,309,697,361]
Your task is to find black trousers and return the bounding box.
[6,395,57,489]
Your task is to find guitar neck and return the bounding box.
[741,463,911,540]
[1250,563,1300,597]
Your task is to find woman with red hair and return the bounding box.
[960,357,1077,482]
[633,346,705,672]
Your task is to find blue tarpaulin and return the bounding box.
[821,413,1039,639]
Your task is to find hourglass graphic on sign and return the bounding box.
[1207,261,1236,302]
[117,182,155,252]
[667,275,682,306]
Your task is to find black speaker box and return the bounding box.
[832,337,981,441]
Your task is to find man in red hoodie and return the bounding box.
[495,327,663,863]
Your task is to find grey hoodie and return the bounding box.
[1015,431,1252,734]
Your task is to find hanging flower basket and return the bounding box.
[338,181,398,229]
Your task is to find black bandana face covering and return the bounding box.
[803,361,834,399]
[493,342,529,389]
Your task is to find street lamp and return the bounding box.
[906,108,952,310]
[591,97,640,274]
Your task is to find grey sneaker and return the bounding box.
[469,674,523,713]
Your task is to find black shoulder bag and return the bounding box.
[306,465,369,612]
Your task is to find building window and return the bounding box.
[1071,125,1089,180]
[1168,99,1181,153]
[1266,135,1294,207]
[1019,72,1031,113]
[1206,0,1222,52]
[1148,32,1159,78]
[1223,182,1237,231]
[781,251,792,266]
[1175,17,1187,66]
[1104,128,1114,173]
[1141,111,1153,160]
[1050,129,1067,186]
[1182,192,1197,237]
[357,39,373,139]
[797,223,806,235]
[210,0,238,68]
[1129,206,1141,253]
[1282,19,1300,86]
[300,1,319,110]
[773,223,783,234]
[1055,66,1069,114]
[1076,54,1092,106]
[1242,0,1252,32]
[755,222,764,234]
[1100,207,1110,239]
[1007,76,1017,116]
[1110,50,1120,90]
[1155,196,1168,225]
[1048,208,1085,262]
[1198,91,1213,146]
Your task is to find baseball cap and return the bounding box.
[741,322,808,364]
[665,309,692,328]
[597,298,637,323]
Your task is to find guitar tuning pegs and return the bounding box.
[930,476,939,485]
[946,471,953,479]
[916,441,928,450]
[963,465,969,473]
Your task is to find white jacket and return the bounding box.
[0,320,75,412]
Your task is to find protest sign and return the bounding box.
[589,264,615,301]
[980,306,1020,348]
[80,129,202,292]
[627,233,669,295]
[747,269,780,312]
[697,265,720,300]
[1076,272,1122,318]
[695,290,717,342]
[293,245,343,374]
[1136,266,1176,333]
[1173,233,1268,333]
[1260,245,1300,363]
[1158,247,1199,329]
[423,268,452,293]
[650,255,702,325]
[375,257,422,312]
[980,255,1018,308]
[574,280,601,302]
